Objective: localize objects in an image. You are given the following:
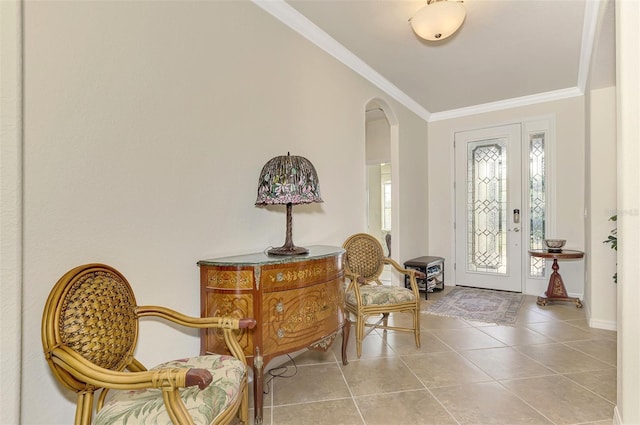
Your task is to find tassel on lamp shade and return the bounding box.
[255,153,323,256]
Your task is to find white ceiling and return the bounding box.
[255,0,616,121]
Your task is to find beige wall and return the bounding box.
[586,86,617,329]
[428,97,586,297]
[615,1,640,423]
[14,1,429,422]
[366,116,391,165]
[366,116,391,245]
[1,1,23,424]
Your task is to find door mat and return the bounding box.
[423,286,524,326]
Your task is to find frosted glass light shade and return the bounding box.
[411,0,466,41]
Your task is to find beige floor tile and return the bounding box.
[525,320,597,342]
[430,381,554,424]
[430,327,506,350]
[271,398,364,425]
[521,295,542,308]
[356,390,458,425]
[514,306,556,325]
[501,375,616,424]
[271,363,351,405]
[478,324,555,346]
[564,319,618,340]
[460,346,555,380]
[533,303,589,320]
[383,310,420,328]
[247,407,271,425]
[340,357,424,396]
[402,351,492,388]
[334,328,398,361]
[420,313,473,330]
[564,367,617,403]
[564,338,617,366]
[281,347,337,366]
[247,285,618,425]
[516,343,613,374]
[382,329,452,355]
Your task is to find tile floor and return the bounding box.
[248,286,617,425]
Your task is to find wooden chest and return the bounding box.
[198,246,348,425]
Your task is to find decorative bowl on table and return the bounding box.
[544,239,566,253]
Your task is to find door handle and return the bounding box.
[513,228,520,232]
[513,209,520,224]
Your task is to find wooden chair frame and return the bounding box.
[42,263,256,425]
[342,233,421,358]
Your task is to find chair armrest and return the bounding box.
[136,305,256,331]
[382,258,423,296]
[383,258,426,278]
[185,367,213,390]
[49,346,210,391]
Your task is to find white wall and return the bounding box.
[366,116,391,245]
[0,1,23,424]
[586,86,617,330]
[428,97,586,297]
[367,164,383,240]
[12,1,429,423]
[615,1,640,423]
[366,116,391,165]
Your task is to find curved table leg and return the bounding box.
[341,319,350,365]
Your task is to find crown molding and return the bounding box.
[577,0,606,92]
[428,87,583,122]
[251,0,431,122]
[253,0,597,124]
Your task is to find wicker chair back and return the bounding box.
[343,233,385,283]
[42,264,138,391]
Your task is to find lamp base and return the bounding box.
[267,245,309,256]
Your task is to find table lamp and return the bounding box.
[255,153,323,255]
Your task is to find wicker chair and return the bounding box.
[342,233,422,358]
[42,263,256,425]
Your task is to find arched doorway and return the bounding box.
[365,99,400,284]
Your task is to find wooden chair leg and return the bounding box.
[356,314,366,358]
[76,391,94,425]
[240,374,249,424]
[414,309,421,348]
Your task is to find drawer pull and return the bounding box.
[275,302,284,313]
[277,328,285,338]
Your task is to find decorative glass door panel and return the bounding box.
[455,124,522,292]
[529,133,546,277]
[467,140,507,274]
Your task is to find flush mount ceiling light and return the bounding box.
[410,0,466,41]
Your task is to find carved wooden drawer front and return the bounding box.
[262,278,344,354]
[205,267,254,290]
[260,256,342,292]
[202,292,254,356]
[198,246,347,425]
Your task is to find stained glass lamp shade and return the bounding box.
[255,153,323,255]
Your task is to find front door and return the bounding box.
[454,124,523,292]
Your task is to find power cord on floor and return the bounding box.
[262,354,298,395]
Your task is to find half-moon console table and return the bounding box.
[529,249,584,308]
[198,245,349,425]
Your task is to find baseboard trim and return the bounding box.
[589,317,618,331]
[613,406,622,425]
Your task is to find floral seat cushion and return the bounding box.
[93,355,245,425]
[346,285,416,306]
